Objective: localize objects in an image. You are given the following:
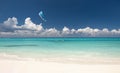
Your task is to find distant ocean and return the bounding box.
[0,37,120,64]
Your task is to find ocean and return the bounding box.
[0,37,120,64]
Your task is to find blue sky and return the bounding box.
[0,0,120,37]
[0,0,120,29]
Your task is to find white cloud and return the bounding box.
[21,17,43,31]
[3,17,18,28]
[102,28,109,32]
[40,28,60,37]
[62,26,70,35]
[0,17,19,32]
[71,29,76,34]
[0,17,120,37]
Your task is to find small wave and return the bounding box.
[0,53,35,61]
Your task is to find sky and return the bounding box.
[0,0,120,37]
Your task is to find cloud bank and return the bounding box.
[0,17,120,37]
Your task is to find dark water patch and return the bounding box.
[2,45,38,47]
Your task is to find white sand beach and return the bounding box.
[0,58,120,73]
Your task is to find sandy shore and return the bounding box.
[0,58,120,73]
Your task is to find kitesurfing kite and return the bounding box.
[38,11,46,22]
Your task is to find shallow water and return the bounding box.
[0,38,120,64]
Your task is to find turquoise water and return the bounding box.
[0,38,120,63]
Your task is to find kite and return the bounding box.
[38,11,46,22]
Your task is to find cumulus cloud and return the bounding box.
[21,17,43,31]
[62,26,70,35]
[0,17,19,32]
[0,17,120,37]
[41,28,60,37]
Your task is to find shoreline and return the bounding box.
[0,52,120,65]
